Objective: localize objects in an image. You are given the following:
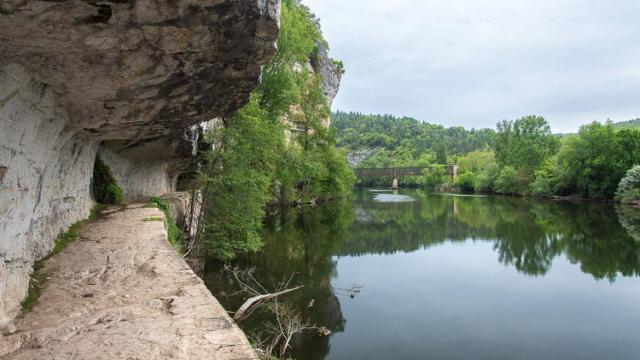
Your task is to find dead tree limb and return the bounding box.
[234,286,303,322]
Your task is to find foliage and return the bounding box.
[93,155,123,205]
[150,197,185,251]
[333,111,496,187]
[456,149,495,174]
[532,123,640,199]
[338,112,640,199]
[199,102,277,259]
[196,0,354,260]
[494,115,559,177]
[333,111,496,155]
[494,166,523,195]
[423,165,445,190]
[455,172,476,193]
[616,165,640,203]
[474,163,500,193]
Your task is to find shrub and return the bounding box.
[529,176,554,197]
[494,166,520,195]
[616,165,640,203]
[423,165,445,190]
[455,172,475,193]
[474,163,500,193]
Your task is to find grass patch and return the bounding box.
[20,261,46,312]
[150,197,185,252]
[143,203,158,208]
[22,204,105,312]
[53,204,105,254]
[143,217,164,222]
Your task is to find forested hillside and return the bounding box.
[333,111,640,201]
[613,118,640,129]
[332,111,495,167]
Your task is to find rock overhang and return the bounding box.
[0,0,281,331]
[0,0,280,138]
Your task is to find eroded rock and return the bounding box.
[0,0,280,330]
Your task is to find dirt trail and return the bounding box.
[1,204,257,359]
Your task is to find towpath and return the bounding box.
[1,204,256,359]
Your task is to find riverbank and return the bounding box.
[1,204,256,359]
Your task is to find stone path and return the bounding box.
[1,204,257,360]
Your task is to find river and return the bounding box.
[203,189,640,360]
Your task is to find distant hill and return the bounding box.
[553,118,640,137]
[612,118,640,129]
[331,110,495,167]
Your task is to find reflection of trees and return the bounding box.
[344,190,640,280]
[202,199,354,360]
[617,205,640,242]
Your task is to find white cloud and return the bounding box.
[305,0,640,132]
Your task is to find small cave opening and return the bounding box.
[176,171,198,192]
[81,3,113,24]
[91,154,123,204]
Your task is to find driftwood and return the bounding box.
[233,286,303,322]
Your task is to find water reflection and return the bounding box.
[203,202,354,359]
[347,189,640,280]
[203,189,640,359]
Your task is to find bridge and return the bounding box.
[354,166,458,189]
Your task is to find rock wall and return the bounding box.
[0,64,98,329]
[0,0,280,331]
[312,42,343,110]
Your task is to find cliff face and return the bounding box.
[312,42,343,110]
[0,0,279,330]
[283,41,343,139]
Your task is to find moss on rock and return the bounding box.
[93,155,123,205]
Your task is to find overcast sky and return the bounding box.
[304,0,640,133]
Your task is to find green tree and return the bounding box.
[494,115,559,177]
[455,172,476,193]
[196,0,354,259]
[423,165,445,190]
[494,166,521,195]
[457,149,495,174]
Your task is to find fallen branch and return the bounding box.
[233,286,303,322]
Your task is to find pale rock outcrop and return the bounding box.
[0,0,280,330]
[311,41,343,109]
[283,41,343,139]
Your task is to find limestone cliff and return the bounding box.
[312,41,343,110]
[283,41,343,139]
[0,0,279,330]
